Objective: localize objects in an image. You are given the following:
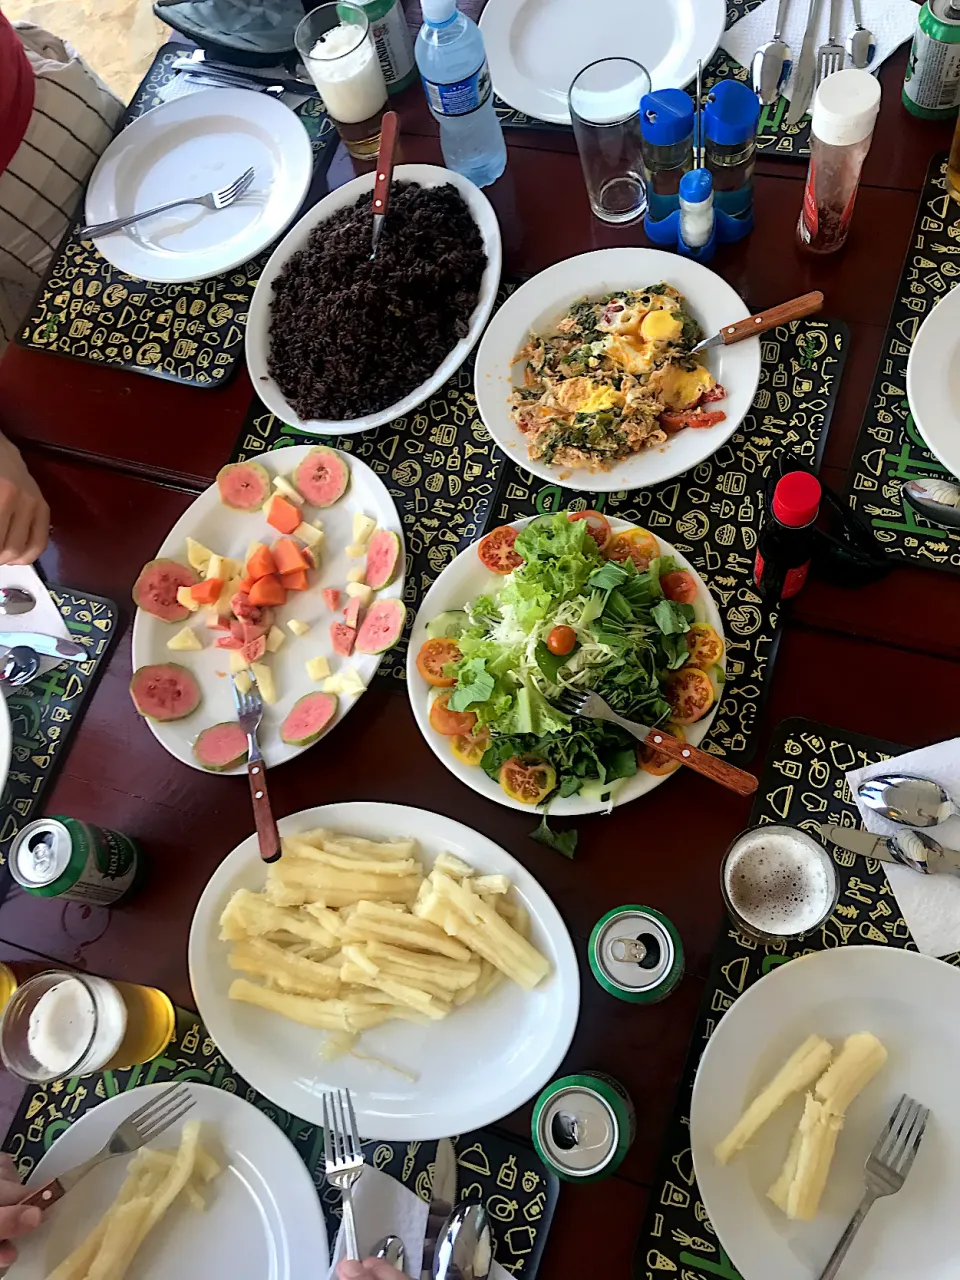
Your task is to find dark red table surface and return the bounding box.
[0,11,958,1275]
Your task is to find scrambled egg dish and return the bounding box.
[511,283,727,472]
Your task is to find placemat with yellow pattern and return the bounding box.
[844,153,960,574]
[630,715,948,1280]
[15,44,337,389]
[3,1005,558,1277]
[0,586,119,895]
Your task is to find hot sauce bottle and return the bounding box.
[755,471,822,601]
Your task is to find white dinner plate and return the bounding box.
[84,88,313,283]
[189,802,579,1139]
[130,446,403,773]
[690,947,960,1280]
[474,248,761,492]
[906,283,960,479]
[246,164,502,436]
[407,516,725,816]
[9,1082,328,1279]
[480,0,726,125]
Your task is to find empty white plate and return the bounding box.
[480,0,726,125]
[906,284,960,479]
[83,88,313,283]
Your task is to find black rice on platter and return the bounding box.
[267,182,487,421]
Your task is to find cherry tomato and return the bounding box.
[547,625,576,656]
[450,724,491,767]
[660,570,698,604]
[701,383,726,403]
[665,666,714,725]
[605,527,660,571]
[686,622,724,669]
[640,723,685,777]
[659,408,726,433]
[499,754,557,805]
[568,509,611,552]
[478,526,523,574]
[416,638,461,687]
[429,691,478,736]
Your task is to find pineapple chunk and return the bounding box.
[273,475,304,506]
[295,522,324,548]
[346,567,365,584]
[345,542,365,558]
[176,586,201,613]
[306,655,331,681]
[337,667,366,696]
[206,552,225,582]
[234,669,253,695]
[352,513,376,545]
[167,626,202,652]
[345,582,373,606]
[250,661,277,704]
[266,625,286,654]
[287,619,311,637]
[186,537,214,573]
[229,649,249,673]
[215,576,242,617]
[322,674,345,694]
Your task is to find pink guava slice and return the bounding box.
[355,598,406,655]
[130,663,201,721]
[365,530,401,591]
[216,461,271,511]
[280,692,337,746]
[293,447,349,507]
[193,722,249,771]
[132,558,199,622]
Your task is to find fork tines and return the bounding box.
[322,1087,363,1169]
[128,1082,195,1144]
[874,1093,929,1177]
[555,689,588,716]
[218,167,255,206]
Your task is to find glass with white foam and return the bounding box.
[296,3,388,159]
[721,824,840,944]
[569,58,651,224]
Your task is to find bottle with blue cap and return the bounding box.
[704,79,760,219]
[639,88,695,221]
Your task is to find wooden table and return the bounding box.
[1,18,958,1276]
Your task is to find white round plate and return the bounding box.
[189,802,579,1139]
[9,1082,327,1280]
[407,515,724,816]
[84,88,312,283]
[474,248,760,492]
[480,0,726,125]
[690,947,960,1280]
[130,446,403,774]
[906,284,960,478]
[246,164,502,436]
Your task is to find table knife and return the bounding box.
[690,292,824,354]
[171,53,311,95]
[422,1138,457,1280]
[0,631,87,661]
[819,823,960,875]
[786,0,825,125]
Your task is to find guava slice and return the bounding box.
[193,722,249,771]
[217,461,271,511]
[365,530,401,591]
[130,663,201,721]
[133,558,199,622]
[280,692,337,746]
[355,598,406,655]
[293,447,349,507]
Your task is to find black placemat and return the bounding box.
[494,0,812,160]
[0,586,119,895]
[3,1005,558,1277]
[16,44,337,389]
[631,715,950,1280]
[844,153,960,573]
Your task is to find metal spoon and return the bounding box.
[0,646,40,687]
[0,587,35,616]
[433,1202,492,1280]
[901,477,960,529]
[752,0,794,104]
[858,775,960,827]
[373,1235,405,1270]
[846,0,876,68]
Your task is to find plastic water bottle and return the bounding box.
[415,0,506,188]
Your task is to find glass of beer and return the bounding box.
[721,824,840,944]
[0,971,175,1082]
[296,3,388,159]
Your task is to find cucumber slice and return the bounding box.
[426,610,469,640]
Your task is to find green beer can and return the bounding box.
[903,0,960,120]
[9,817,142,905]
[532,1072,636,1182]
[588,905,684,1003]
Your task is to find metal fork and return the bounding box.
[323,1088,365,1260]
[817,1093,930,1279]
[554,688,758,796]
[79,166,255,239]
[816,0,845,84]
[19,1083,194,1210]
[233,670,280,864]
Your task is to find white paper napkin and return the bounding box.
[721,0,919,102]
[846,740,960,957]
[0,565,71,677]
[325,1167,511,1280]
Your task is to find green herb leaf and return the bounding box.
[531,815,578,858]
[652,598,692,635]
[447,658,496,711]
[535,640,574,684]
[587,560,630,592]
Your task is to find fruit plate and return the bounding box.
[188,801,579,1140]
[690,947,960,1280]
[130,446,404,774]
[406,516,725,816]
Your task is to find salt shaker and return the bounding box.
[797,69,881,254]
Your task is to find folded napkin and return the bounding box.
[325,1167,512,1280]
[0,565,71,678]
[721,0,919,103]
[847,739,960,957]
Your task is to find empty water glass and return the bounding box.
[569,58,651,224]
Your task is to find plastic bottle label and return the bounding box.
[368,1,414,87]
[904,28,960,111]
[754,551,810,599]
[422,59,492,116]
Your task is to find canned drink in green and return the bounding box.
[589,905,684,1003]
[532,1072,636,1182]
[903,0,960,119]
[9,817,142,905]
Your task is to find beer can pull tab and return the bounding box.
[610,935,648,964]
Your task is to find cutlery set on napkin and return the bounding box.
[0,566,89,688]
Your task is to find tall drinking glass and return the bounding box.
[296,3,388,159]
[569,59,651,224]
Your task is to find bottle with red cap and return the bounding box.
[754,471,822,601]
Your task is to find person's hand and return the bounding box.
[337,1259,402,1280]
[0,437,49,565]
[0,1153,42,1264]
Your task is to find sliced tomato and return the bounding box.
[429,691,477,736]
[499,754,556,805]
[701,383,726,403]
[605,527,660,571]
[665,666,714,725]
[568,509,611,552]
[686,622,724,669]
[417,638,461,688]
[659,408,726,432]
[660,570,698,604]
[547,625,576,656]
[478,525,523,574]
[640,723,685,777]
[450,724,491,767]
